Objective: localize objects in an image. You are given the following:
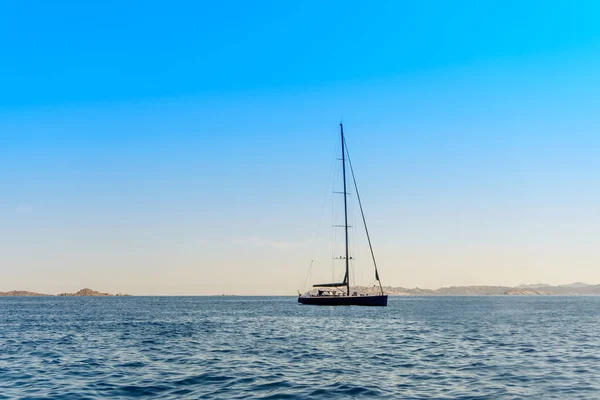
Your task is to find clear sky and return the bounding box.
[2,1,600,294]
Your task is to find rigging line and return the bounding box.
[331,165,337,282]
[331,149,339,282]
[344,141,385,296]
[350,186,357,288]
[353,206,361,287]
[302,260,314,293]
[303,134,338,290]
[333,154,346,284]
[316,139,338,285]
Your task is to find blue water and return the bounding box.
[1,296,599,399]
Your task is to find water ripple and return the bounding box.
[1,296,600,398]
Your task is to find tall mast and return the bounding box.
[340,123,350,296]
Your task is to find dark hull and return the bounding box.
[298,295,388,307]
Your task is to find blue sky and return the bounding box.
[1,1,600,294]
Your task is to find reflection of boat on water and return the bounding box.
[298,123,388,307]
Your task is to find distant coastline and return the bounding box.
[0,288,131,297]
[353,282,600,296]
[2,283,600,296]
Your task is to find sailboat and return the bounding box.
[298,123,388,306]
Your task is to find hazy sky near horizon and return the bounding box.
[2,1,600,294]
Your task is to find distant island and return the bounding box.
[350,282,600,296]
[0,288,131,297]
[58,288,131,297]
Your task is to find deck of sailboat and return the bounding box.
[298,294,388,307]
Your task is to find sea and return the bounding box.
[1,296,599,399]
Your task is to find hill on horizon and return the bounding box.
[350,282,600,296]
